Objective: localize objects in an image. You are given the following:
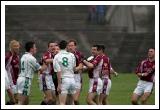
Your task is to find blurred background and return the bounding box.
[5,5,155,73]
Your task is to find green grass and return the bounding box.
[6,73,155,105]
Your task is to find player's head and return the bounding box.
[9,40,20,54]
[48,41,58,53]
[59,40,67,50]
[91,44,99,56]
[25,41,37,55]
[148,48,155,59]
[67,39,77,53]
[54,45,60,55]
[97,44,105,54]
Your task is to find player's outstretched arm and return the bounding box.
[110,67,118,77]
[83,60,94,69]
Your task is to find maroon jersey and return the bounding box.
[5,51,19,85]
[73,50,84,75]
[73,50,84,66]
[88,55,103,78]
[101,54,111,79]
[41,51,54,75]
[136,58,155,82]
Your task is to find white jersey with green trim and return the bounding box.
[19,52,41,79]
[53,50,76,78]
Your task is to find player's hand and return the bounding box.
[143,72,149,76]
[141,72,149,77]
[82,56,87,62]
[114,72,118,77]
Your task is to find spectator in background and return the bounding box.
[96,5,106,24]
[87,5,97,24]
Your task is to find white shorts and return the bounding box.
[5,70,18,93]
[74,73,82,90]
[88,78,103,95]
[39,74,55,91]
[5,73,11,90]
[133,80,154,96]
[101,78,111,95]
[17,77,31,96]
[61,77,76,95]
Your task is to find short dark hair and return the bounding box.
[68,39,77,46]
[47,41,58,47]
[59,40,67,49]
[25,41,35,52]
[92,44,99,48]
[48,41,54,47]
[98,44,105,52]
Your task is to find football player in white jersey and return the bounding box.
[17,41,47,105]
[53,40,81,105]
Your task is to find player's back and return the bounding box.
[54,50,76,78]
[19,52,38,79]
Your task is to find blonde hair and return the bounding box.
[9,40,20,50]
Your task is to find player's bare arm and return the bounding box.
[137,72,149,78]
[110,67,118,77]
[74,63,83,72]
[83,60,94,69]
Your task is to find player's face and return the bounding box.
[12,43,20,54]
[54,46,60,55]
[48,43,56,53]
[67,42,76,53]
[148,48,155,59]
[91,47,98,56]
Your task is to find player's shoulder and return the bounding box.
[95,54,102,59]
[23,52,36,60]
[67,52,75,60]
[76,50,84,56]
[103,54,109,60]
[141,58,148,63]
[138,58,148,66]
[5,51,12,57]
[70,52,75,55]
[43,51,50,56]
[54,52,61,59]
